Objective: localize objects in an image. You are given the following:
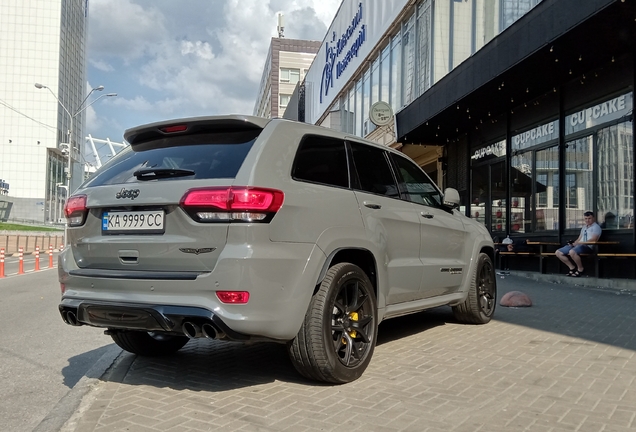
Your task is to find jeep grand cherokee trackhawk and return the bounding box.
[58,115,496,383]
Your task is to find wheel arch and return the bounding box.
[317,248,378,299]
[480,246,495,264]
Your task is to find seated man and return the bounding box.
[555,211,602,277]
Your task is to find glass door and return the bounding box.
[471,160,506,234]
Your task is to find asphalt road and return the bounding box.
[0,267,114,432]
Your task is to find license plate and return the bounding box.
[102,210,165,233]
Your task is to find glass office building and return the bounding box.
[0,0,88,223]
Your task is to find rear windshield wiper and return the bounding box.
[133,168,195,180]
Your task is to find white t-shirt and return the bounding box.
[580,222,602,242]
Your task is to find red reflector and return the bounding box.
[181,187,284,212]
[216,291,250,304]
[160,125,188,133]
[64,195,87,217]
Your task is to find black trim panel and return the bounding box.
[69,269,208,280]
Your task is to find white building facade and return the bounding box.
[0,0,88,223]
[254,38,321,119]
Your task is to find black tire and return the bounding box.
[452,252,496,324]
[110,331,189,356]
[287,263,377,384]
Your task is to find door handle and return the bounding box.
[421,212,434,219]
[363,201,382,209]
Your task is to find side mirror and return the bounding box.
[442,188,460,209]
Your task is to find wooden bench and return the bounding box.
[497,240,636,277]
[497,251,538,270]
[540,242,636,278]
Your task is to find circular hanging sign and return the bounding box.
[369,101,393,126]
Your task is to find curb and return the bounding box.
[33,345,124,432]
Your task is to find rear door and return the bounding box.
[68,121,262,273]
[389,153,469,297]
[349,142,423,305]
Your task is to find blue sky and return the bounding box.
[84,0,340,153]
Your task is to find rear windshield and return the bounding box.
[82,130,258,187]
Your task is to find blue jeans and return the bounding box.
[557,244,594,255]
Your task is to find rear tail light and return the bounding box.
[64,195,88,227]
[180,187,284,223]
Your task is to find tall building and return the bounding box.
[0,0,88,223]
[254,37,321,119]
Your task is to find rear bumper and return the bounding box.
[59,299,248,340]
[58,240,327,341]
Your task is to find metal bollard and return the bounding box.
[0,248,4,278]
[18,247,24,275]
[49,245,54,268]
[35,246,40,271]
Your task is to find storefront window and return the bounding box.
[491,162,506,233]
[402,13,416,105]
[471,163,488,226]
[416,0,432,97]
[390,34,402,112]
[470,139,506,232]
[370,58,380,108]
[380,45,390,104]
[597,121,633,229]
[564,136,593,228]
[355,81,362,136]
[510,152,533,233]
[536,146,559,231]
[346,88,355,134]
[501,0,542,30]
[362,69,370,135]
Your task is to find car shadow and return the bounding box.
[376,306,451,346]
[62,344,115,388]
[100,309,454,392]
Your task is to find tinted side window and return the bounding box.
[350,143,399,198]
[391,154,443,207]
[292,136,349,188]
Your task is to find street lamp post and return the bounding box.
[35,83,116,242]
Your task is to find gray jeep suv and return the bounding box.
[58,115,496,383]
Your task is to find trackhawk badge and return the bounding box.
[179,247,216,255]
[115,188,140,200]
[440,267,463,275]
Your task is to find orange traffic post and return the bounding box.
[0,248,5,278]
[49,245,54,268]
[34,246,40,271]
[18,247,24,275]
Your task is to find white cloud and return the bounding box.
[89,59,114,72]
[87,0,341,140]
[88,0,169,62]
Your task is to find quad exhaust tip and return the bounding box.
[181,321,225,340]
[182,322,202,339]
[65,311,81,326]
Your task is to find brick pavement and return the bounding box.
[59,275,636,432]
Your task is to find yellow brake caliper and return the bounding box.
[341,311,359,344]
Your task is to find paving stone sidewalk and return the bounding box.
[59,276,636,432]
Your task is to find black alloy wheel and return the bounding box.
[452,253,497,324]
[287,262,377,383]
